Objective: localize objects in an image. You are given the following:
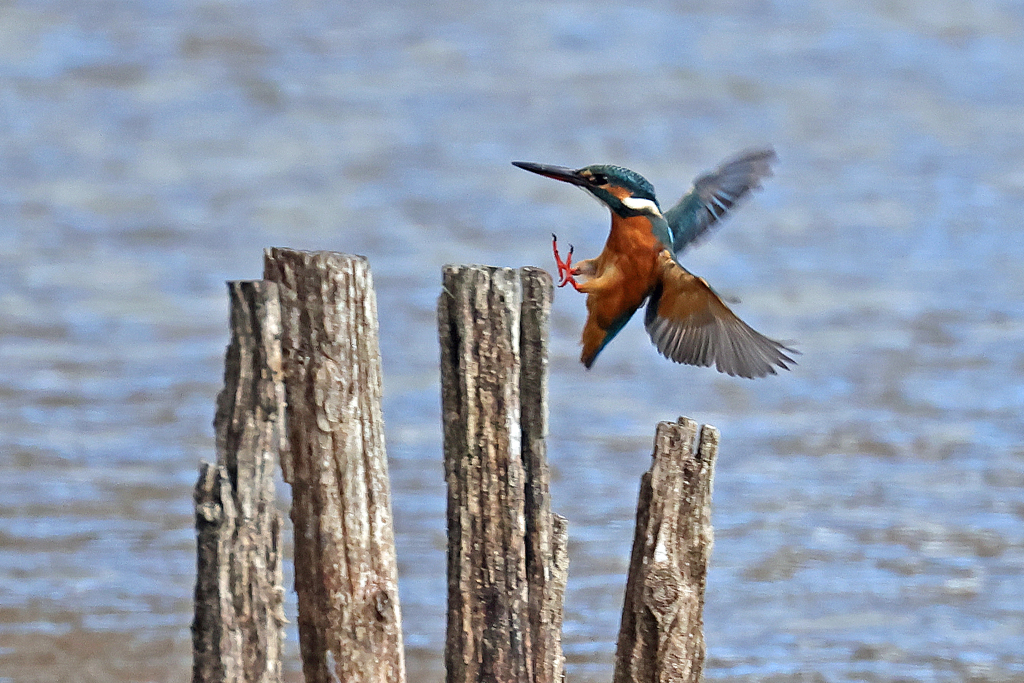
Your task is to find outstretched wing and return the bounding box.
[663,148,776,254]
[644,251,796,378]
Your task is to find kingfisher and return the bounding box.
[512,148,796,378]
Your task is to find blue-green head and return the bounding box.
[513,161,662,218]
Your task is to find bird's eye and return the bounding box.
[589,173,608,186]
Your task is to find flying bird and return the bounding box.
[512,148,796,378]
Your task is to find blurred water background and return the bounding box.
[3,1,1024,681]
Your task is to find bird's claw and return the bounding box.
[551,233,582,291]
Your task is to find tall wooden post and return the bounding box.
[438,265,568,683]
[614,418,719,683]
[264,249,405,683]
[193,280,287,683]
[192,253,722,683]
[519,271,569,683]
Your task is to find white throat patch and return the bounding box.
[620,196,662,216]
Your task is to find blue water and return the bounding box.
[2,1,1024,680]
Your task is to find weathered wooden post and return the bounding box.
[192,281,287,683]
[438,265,569,683]
[264,249,405,683]
[614,418,719,683]
[193,251,720,683]
[519,272,570,683]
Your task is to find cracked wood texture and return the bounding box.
[193,280,287,683]
[519,270,569,683]
[614,418,719,683]
[264,249,405,683]
[439,265,568,683]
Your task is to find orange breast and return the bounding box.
[590,213,662,306]
[579,213,662,349]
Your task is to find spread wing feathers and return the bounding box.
[663,147,777,254]
[644,252,796,378]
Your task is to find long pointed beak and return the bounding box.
[512,161,589,187]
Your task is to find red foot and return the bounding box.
[551,233,582,291]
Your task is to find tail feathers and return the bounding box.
[579,306,640,369]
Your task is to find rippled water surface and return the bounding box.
[3,1,1024,681]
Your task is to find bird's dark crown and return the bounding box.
[575,164,661,217]
[510,159,661,217]
[578,164,658,203]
